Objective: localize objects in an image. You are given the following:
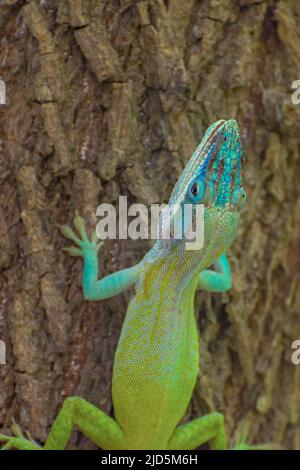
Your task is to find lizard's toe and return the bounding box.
[73,211,89,241]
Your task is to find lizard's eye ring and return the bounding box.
[188,177,206,203]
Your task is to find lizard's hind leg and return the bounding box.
[0,436,41,450]
[44,397,125,450]
[0,419,42,450]
[167,413,227,450]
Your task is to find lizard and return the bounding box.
[1,119,258,450]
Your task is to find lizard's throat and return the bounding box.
[141,247,208,294]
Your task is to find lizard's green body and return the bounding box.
[1,119,255,450]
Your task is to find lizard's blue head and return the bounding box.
[153,119,246,275]
[169,119,245,212]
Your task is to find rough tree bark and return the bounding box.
[0,0,300,450]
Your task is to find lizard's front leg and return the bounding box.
[60,212,140,301]
[198,253,231,292]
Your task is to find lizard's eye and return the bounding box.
[237,189,247,209]
[187,177,206,203]
[191,182,198,196]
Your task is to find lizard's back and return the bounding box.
[111,255,200,449]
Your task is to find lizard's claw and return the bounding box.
[73,210,88,242]
[232,421,250,449]
[11,419,24,438]
[60,213,103,258]
[59,224,82,246]
[91,230,98,244]
[25,430,41,447]
[91,230,104,253]
[63,246,83,257]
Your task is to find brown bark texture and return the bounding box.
[0,0,300,450]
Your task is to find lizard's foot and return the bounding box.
[231,423,261,450]
[232,423,282,450]
[60,211,103,257]
[233,439,283,450]
[0,421,41,450]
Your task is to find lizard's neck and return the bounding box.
[138,251,192,297]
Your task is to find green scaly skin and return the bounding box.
[1,119,268,450]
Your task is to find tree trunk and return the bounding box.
[0,0,300,450]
